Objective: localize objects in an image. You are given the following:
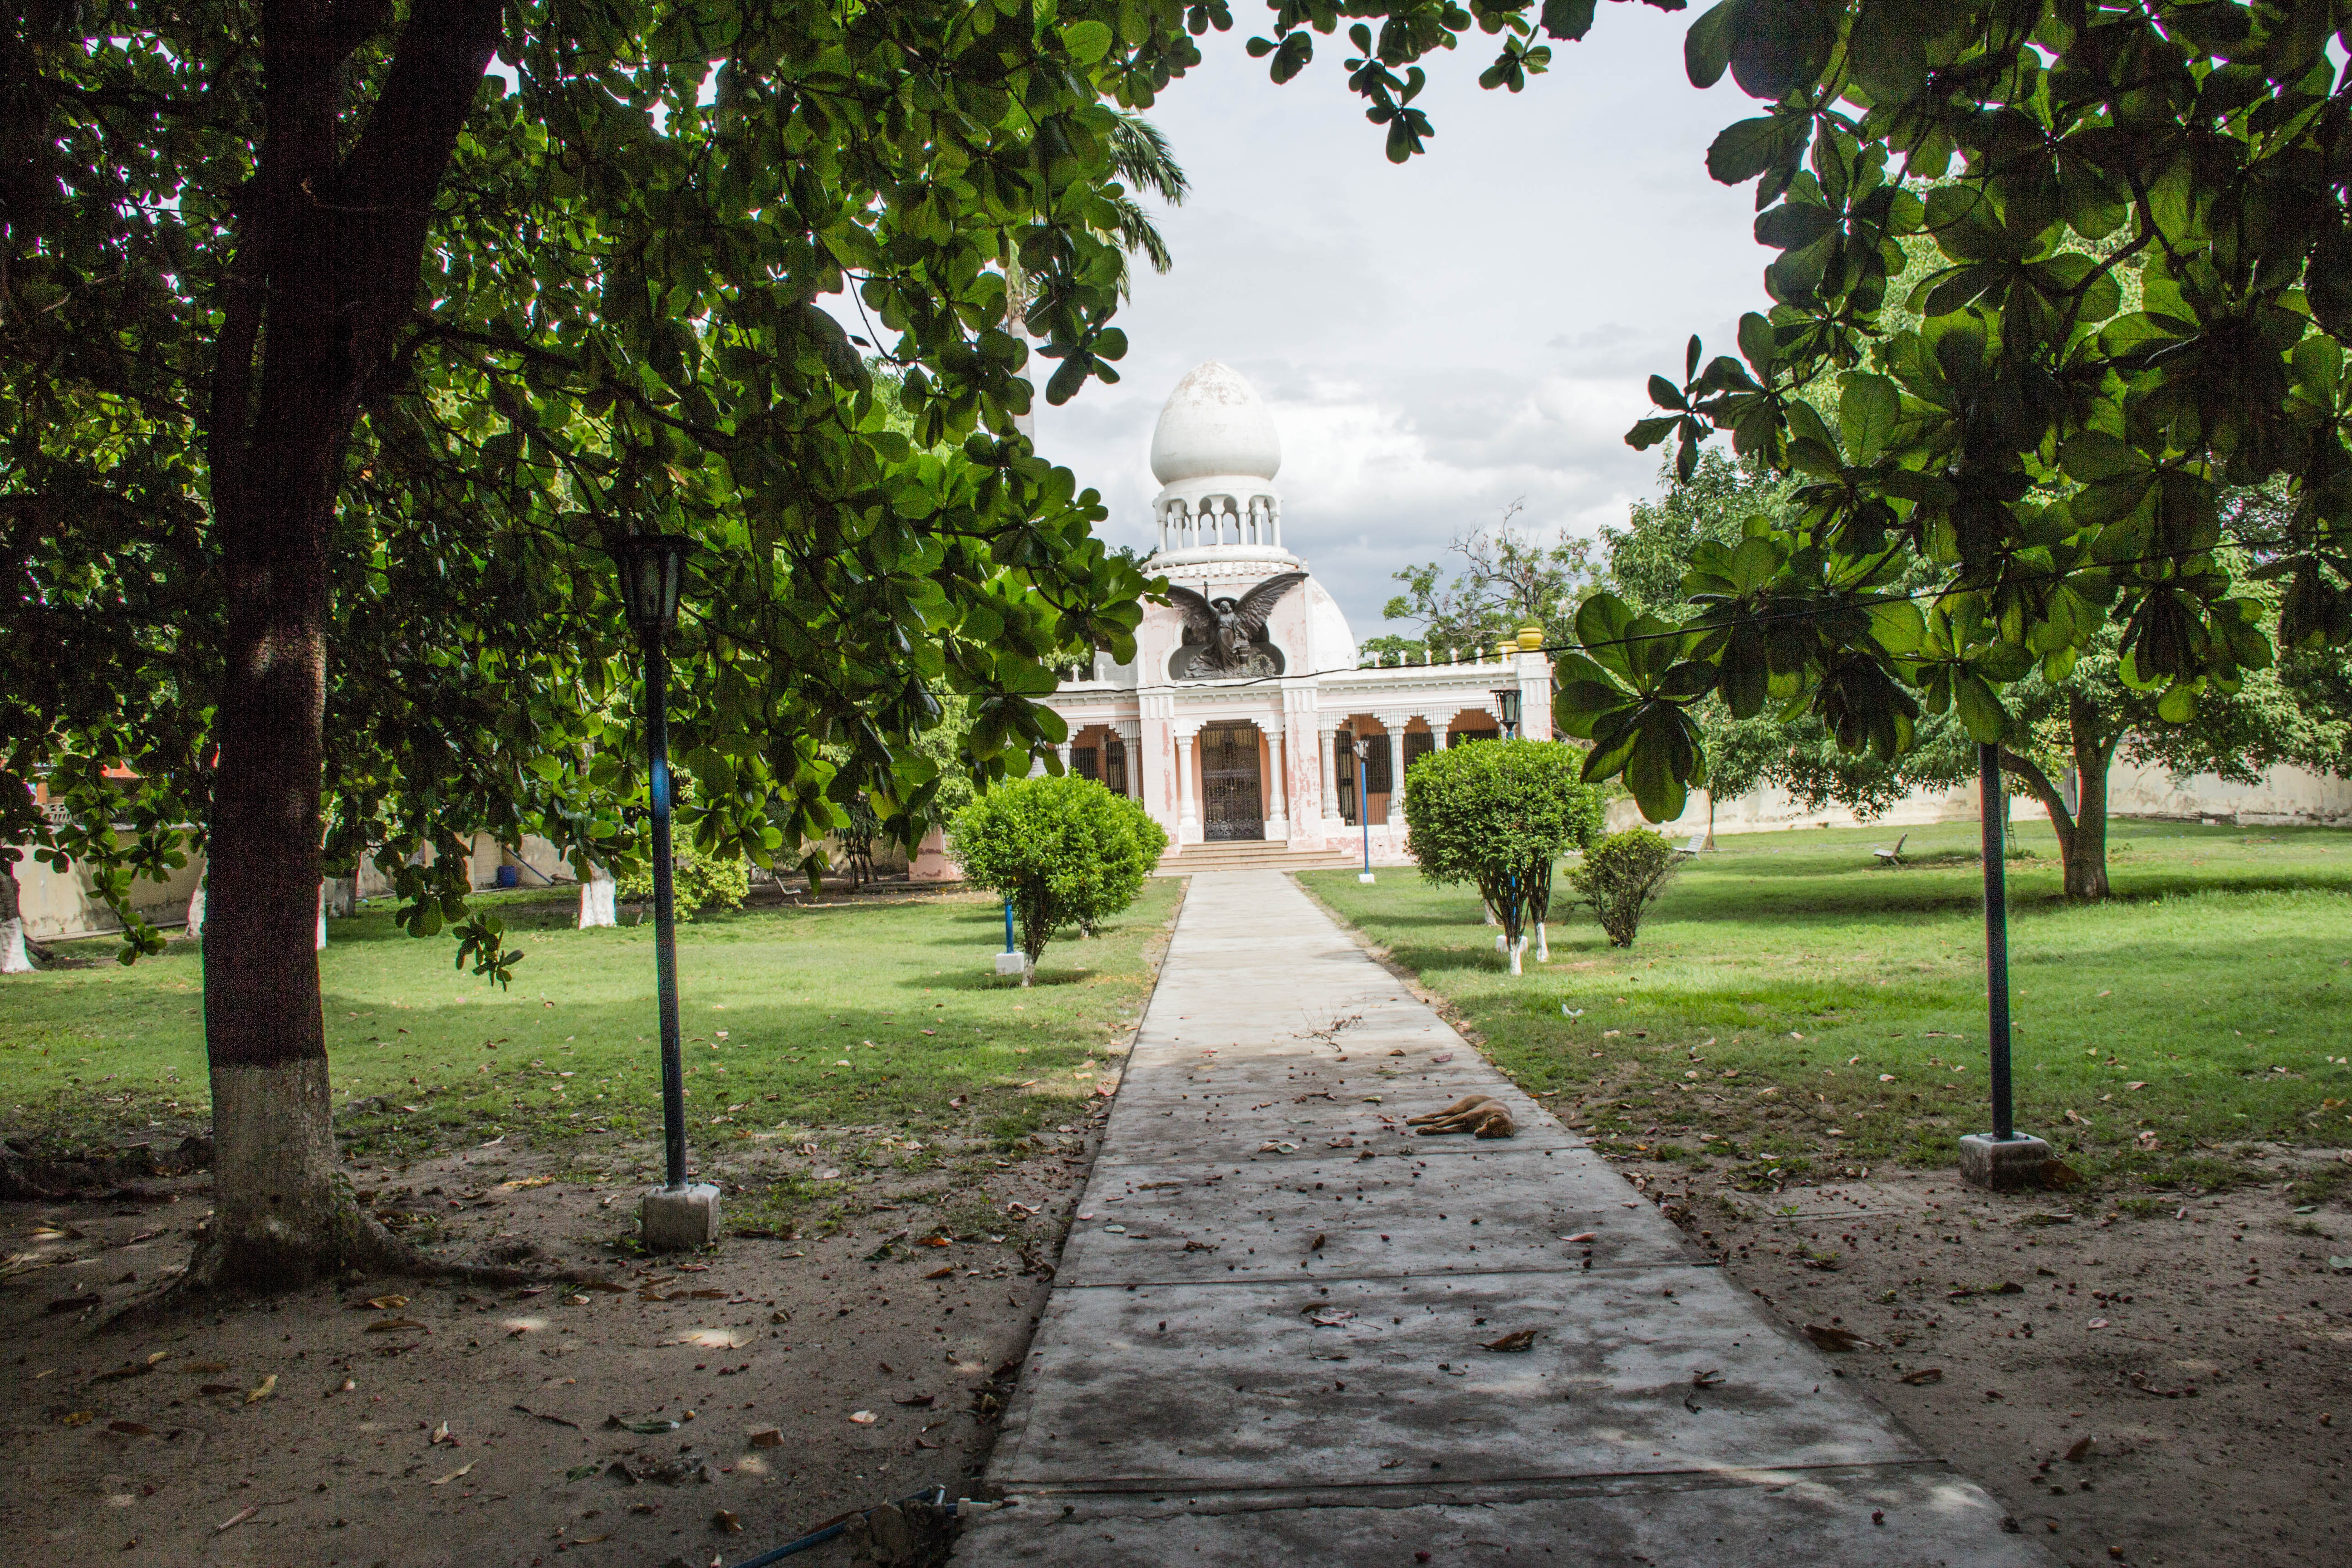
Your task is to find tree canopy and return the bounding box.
[2,0,1225,1284]
[948,774,1167,981]
[1247,0,2352,821]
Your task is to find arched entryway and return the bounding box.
[1197,721,1265,840]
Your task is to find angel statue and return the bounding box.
[1166,572,1307,678]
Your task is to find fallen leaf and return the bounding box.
[1899,1367,1944,1386]
[894,1393,936,1407]
[360,1294,410,1310]
[1480,1329,1539,1352]
[1690,1369,1725,1389]
[365,1318,430,1333]
[673,1330,747,1349]
[429,1461,475,1486]
[748,1429,784,1448]
[922,1265,954,1281]
[573,1280,628,1293]
[1309,1233,1327,1252]
[688,1289,728,1299]
[216,1506,257,1532]
[1304,1307,1357,1327]
[1802,1324,1874,1352]
[848,1410,878,1424]
[430,1420,454,1445]
[245,1374,277,1404]
[713,1509,742,1533]
[2064,1436,2096,1462]
[605,1415,681,1435]
[92,1360,157,1383]
[916,1236,951,1248]
[500,1176,556,1190]
[59,1410,96,1426]
[1560,1232,1597,1244]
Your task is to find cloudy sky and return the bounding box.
[1030,12,1778,639]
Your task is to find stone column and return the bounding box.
[1381,715,1410,828]
[1117,720,1143,798]
[1262,722,1288,836]
[1175,728,1199,842]
[1318,722,1343,825]
[1055,740,1073,777]
[1517,646,1554,742]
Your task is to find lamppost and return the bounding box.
[1351,733,1375,883]
[612,534,720,1250]
[1960,741,2050,1190]
[1491,686,1523,740]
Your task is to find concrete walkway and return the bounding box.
[956,872,2049,1566]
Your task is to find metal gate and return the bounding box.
[1198,723,1264,841]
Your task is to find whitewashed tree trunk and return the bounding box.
[315,884,327,951]
[0,863,32,973]
[186,882,206,942]
[1508,936,1524,975]
[0,917,30,974]
[1534,922,1549,963]
[578,868,617,930]
[1482,902,1498,925]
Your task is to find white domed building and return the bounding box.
[1041,362,1554,865]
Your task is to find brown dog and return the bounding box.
[1406,1095,1517,1138]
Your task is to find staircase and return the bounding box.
[1157,839,1360,875]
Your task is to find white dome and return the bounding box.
[1149,362,1281,485]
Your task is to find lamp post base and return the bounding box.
[1357,872,1375,883]
[641,1182,722,1251]
[994,951,1031,978]
[1957,1132,2053,1192]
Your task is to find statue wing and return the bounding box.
[1230,572,1307,639]
[1165,584,1219,647]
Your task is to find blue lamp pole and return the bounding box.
[614,534,714,1245]
[1353,735,1374,883]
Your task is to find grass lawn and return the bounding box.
[1302,818,2352,1195]
[0,881,1179,1178]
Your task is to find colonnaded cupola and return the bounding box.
[1039,361,1554,862]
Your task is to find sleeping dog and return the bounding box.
[1405,1094,1517,1138]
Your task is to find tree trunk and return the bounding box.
[0,856,33,974]
[186,880,205,943]
[1997,696,2118,902]
[195,1,504,1289]
[578,868,617,930]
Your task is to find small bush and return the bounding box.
[949,775,1168,984]
[1401,740,1606,971]
[616,854,751,919]
[1570,828,1679,947]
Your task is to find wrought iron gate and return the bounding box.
[1199,723,1264,841]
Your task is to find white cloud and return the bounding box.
[1033,12,1777,637]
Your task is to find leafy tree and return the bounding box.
[1401,740,1604,974]
[1606,458,2352,894]
[3,0,1213,1287]
[616,854,750,919]
[1382,500,1597,655]
[1569,828,1680,949]
[1249,1,2352,823]
[948,775,1167,985]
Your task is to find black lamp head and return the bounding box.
[612,534,692,637]
[1492,686,1523,731]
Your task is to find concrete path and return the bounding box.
[956,872,2049,1566]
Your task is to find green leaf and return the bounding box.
[1684,0,1742,90]
[1063,20,1113,63]
[1839,373,1899,464]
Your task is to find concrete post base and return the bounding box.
[1957,1132,2053,1191]
[1357,872,1375,883]
[641,1182,721,1250]
[995,952,1031,979]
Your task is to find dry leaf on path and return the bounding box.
[748,1429,783,1448]
[2065,1436,2097,1461]
[848,1410,878,1424]
[216,1506,257,1532]
[1899,1367,1945,1385]
[573,1280,628,1293]
[1559,1232,1598,1244]
[1480,1329,1539,1352]
[671,1329,746,1350]
[244,1374,277,1404]
[1690,1369,1725,1388]
[894,1393,936,1407]
[713,1509,742,1533]
[365,1317,430,1333]
[430,1421,453,1445]
[1802,1324,1874,1352]
[358,1294,409,1310]
[922,1265,954,1281]
[429,1461,475,1486]
[59,1410,95,1426]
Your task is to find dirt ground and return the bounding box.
[0,1102,1116,1568]
[1606,1148,2352,1568]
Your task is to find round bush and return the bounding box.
[616,853,750,919]
[948,775,1168,982]
[1402,740,1605,970]
[1569,828,1679,948]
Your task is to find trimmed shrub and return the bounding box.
[616,853,751,919]
[1569,828,1679,947]
[948,775,1168,984]
[1402,741,1607,973]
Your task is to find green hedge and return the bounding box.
[948,775,1168,982]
